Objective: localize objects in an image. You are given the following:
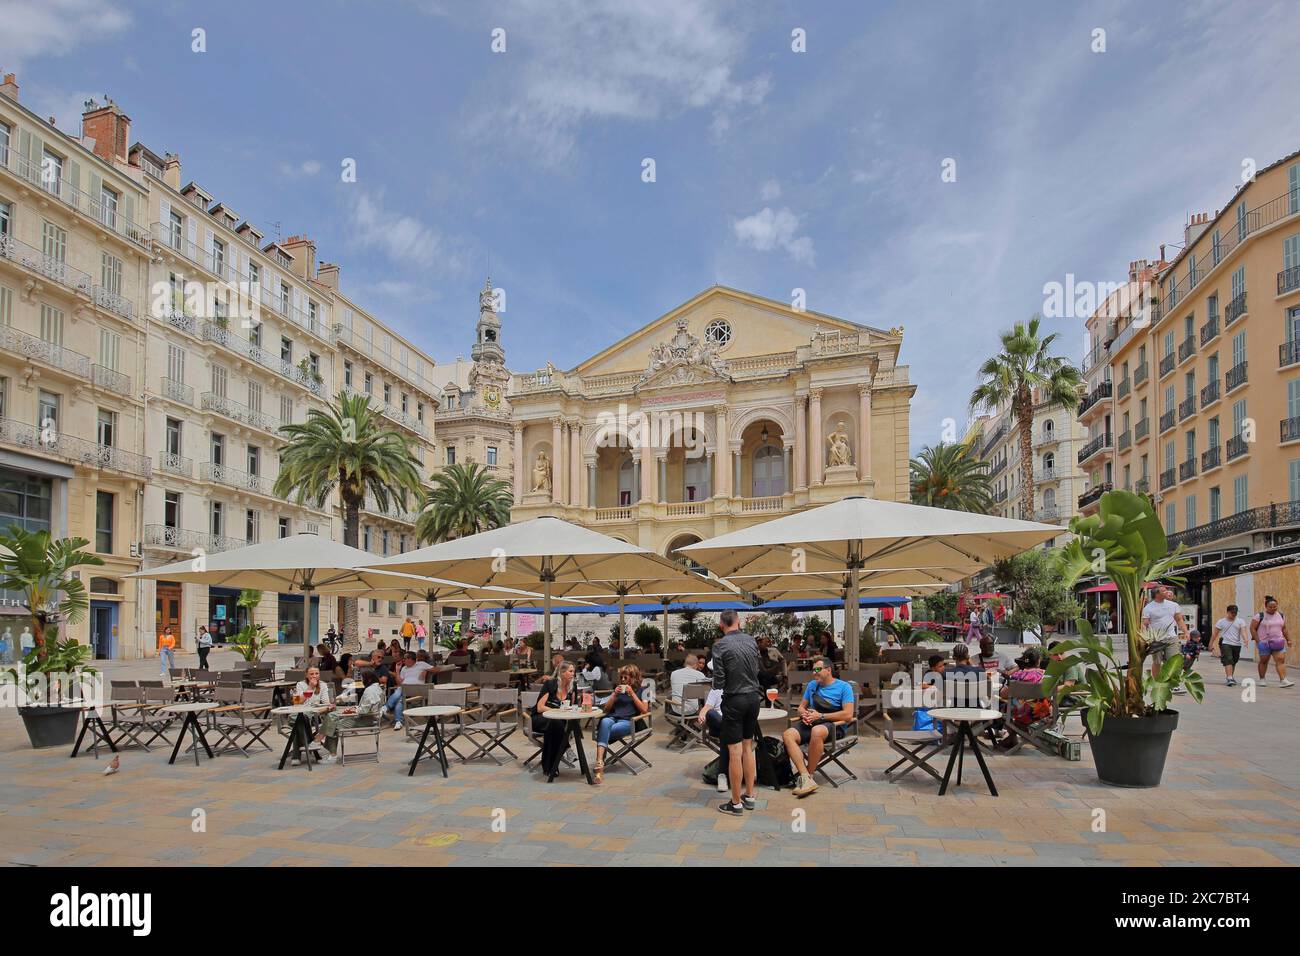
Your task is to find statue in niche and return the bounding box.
[827,421,853,467]
[531,451,553,493]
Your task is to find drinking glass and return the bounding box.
[765,687,779,708]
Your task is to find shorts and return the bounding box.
[719,692,761,747]
[1220,644,1242,666]
[793,719,846,746]
[1259,638,1288,656]
[1148,639,1181,664]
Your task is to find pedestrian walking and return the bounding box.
[1250,596,1294,688]
[1209,605,1248,686]
[196,624,212,670]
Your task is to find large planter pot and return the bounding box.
[18,705,81,749]
[1087,711,1179,787]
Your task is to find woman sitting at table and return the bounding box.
[295,666,333,706]
[579,648,610,692]
[335,653,354,681]
[531,661,578,776]
[315,670,383,763]
[592,664,649,784]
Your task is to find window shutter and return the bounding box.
[88,170,101,208]
[66,158,81,199]
[187,215,197,250]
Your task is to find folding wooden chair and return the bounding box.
[137,686,179,750]
[882,712,946,782]
[601,710,654,776]
[786,668,815,708]
[663,682,713,752]
[337,711,381,765]
[462,688,520,763]
[805,713,859,787]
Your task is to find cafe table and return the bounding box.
[273,704,330,772]
[541,706,601,784]
[405,705,462,777]
[257,679,297,707]
[436,682,473,693]
[161,701,221,766]
[506,668,538,686]
[928,707,1001,796]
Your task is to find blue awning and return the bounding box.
[477,598,904,615]
[752,596,910,612]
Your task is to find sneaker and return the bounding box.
[1224,677,1234,686]
[717,801,744,816]
[394,721,403,731]
[1257,679,1269,687]
[741,795,756,811]
[308,741,325,752]
[319,754,339,765]
[792,773,819,797]
[716,772,729,793]
[1280,679,1295,688]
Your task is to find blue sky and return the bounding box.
[5,0,1299,451]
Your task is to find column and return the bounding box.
[713,404,729,497]
[783,441,794,495]
[586,457,597,508]
[732,441,743,497]
[569,419,581,506]
[858,384,872,481]
[706,449,715,499]
[550,417,563,505]
[635,447,647,503]
[809,388,824,485]
[794,394,808,490]
[512,422,524,500]
[657,454,667,503]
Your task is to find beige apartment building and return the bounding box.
[0,76,448,657]
[508,286,913,559]
[1081,150,1300,626]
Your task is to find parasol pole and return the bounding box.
[618,587,628,656]
[845,542,862,668]
[541,556,555,659]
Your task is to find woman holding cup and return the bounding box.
[592,664,649,784]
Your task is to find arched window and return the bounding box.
[618,456,636,506]
[89,577,118,594]
[1042,452,1055,471]
[1043,419,1055,437]
[683,453,709,501]
[1043,488,1057,509]
[752,444,786,496]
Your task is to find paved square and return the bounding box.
[2,649,1296,867]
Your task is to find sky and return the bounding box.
[4,0,1299,452]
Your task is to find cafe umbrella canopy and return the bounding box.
[680,496,1061,666]
[364,515,738,655]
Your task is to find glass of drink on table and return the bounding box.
[766,687,779,708]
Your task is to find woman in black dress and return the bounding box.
[531,661,578,776]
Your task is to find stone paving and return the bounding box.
[1,648,1297,867]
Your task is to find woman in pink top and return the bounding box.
[1250,596,1293,687]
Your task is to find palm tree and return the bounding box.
[909,442,994,513]
[415,462,513,544]
[969,316,1082,520]
[273,391,423,638]
[0,526,103,660]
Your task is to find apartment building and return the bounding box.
[1084,150,1300,622]
[0,76,445,656]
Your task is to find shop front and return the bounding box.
[208,586,247,643]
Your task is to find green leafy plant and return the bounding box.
[885,619,917,645]
[909,441,994,513]
[227,589,276,662]
[633,622,662,651]
[992,549,1080,642]
[1048,489,1204,732]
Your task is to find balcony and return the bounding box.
[1134,417,1150,442]
[157,451,193,477]
[1178,394,1196,422]
[988,456,1007,478]
[1177,335,1196,364]
[1159,467,1176,491]
[341,385,429,439]
[1034,506,1062,522]
[1158,409,1176,433]
[200,461,274,496]
[1116,377,1131,400]
[201,392,282,436]
[0,324,91,379]
[980,423,1008,456]
[1135,477,1150,495]
[1200,379,1220,408]
[1078,380,1112,416]
[993,488,1008,504]
[593,506,634,523]
[1283,417,1300,444]
[1158,353,1176,378]
[0,417,151,477]
[1034,466,1064,482]
[363,495,421,525]
[144,524,246,554]
[0,148,149,246]
[152,223,224,279]
[90,365,131,396]
[1226,434,1249,461]
[1133,362,1149,386]
[1279,266,1300,296]
[1201,444,1221,472]
[1225,291,1247,326]
[160,377,194,405]
[1034,429,1061,447]
[1179,458,1198,482]
[1225,361,1248,393]
[1078,482,1112,510]
[0,232,139,320]
[1168,501,1300,550]
[1200,315,1220,346]
[200,321,326,397]
[1116,429,1132,452]
[738,495,786,514]
[332,324,439,401]
[1077,432,1112,464]
[1281,341,1300,369]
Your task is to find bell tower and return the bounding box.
[472,277,505,365]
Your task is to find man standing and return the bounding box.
[1141,586,1190,692]
[711,609,762,815]
[1209,606,1247,686]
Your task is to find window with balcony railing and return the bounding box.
[1200,315,1219,346]
[1201,444,1222,472]
[1178,395,1196,421]
[1133,362,1149,386]
[1225,361,1248,392]
[1226,433,1249,461]
[1179,458,1198,481]
[1283,416,1300,443]
[1116,377,1131,400]
[1225,291,1247,325]
[1279,265,1300,296]
[1159,467,1177,490]
[1200,380,1220,407]
[1159,410,1176,433]
[1158,352,1176,377]
[1134,417,1150,440]
[1281,341,1300,368]
[1178,336,1196,363]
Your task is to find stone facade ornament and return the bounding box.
[638,318,730,387]
[531,450,552,493]
[827,421,853,467]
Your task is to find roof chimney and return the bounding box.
[163,153,181,190]
[0,73,18,102]
[1185,211,1212,249]
[317,261,340,290]
[280,235,316,280]
[81,96,131,165]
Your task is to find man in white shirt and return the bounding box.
[1141,586,1189,687]
[668,653,710,717]
[1209,604,1249,687]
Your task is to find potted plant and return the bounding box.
[1050,490,1204,787]
[0,527,104,748]
[226,589,276,662]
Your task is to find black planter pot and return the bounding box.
[18,705,82,749]
[1087,711,1179,788]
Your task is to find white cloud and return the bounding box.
[732,207,815,264]
[759,178,781,201]
[346,190,462,273]
[0,0,130,67]
[280,160,322,178]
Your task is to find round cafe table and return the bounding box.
[272,704,330,772]
[437,683,473,693]
[541,707,602,784]
[160,701,221,766]
[928,707,1001,796]
[405,705,462,778]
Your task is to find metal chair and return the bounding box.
[600,709,654,776]
[462,688,520,763]
[663,682,713,752]
[882,712,947,783]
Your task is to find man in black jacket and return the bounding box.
[712,609,762,814]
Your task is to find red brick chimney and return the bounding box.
[0,73,18,102]
[81,97,131,164]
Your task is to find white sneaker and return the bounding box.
[394,721,403,731]
[1280,679,1295,688]
[1257,679,1268,687]
[308,741,325,752]
[319,754,339,765]
[717,772,729,793]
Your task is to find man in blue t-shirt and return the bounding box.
[782,656,855,797]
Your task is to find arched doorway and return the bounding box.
[666,533,706,574]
